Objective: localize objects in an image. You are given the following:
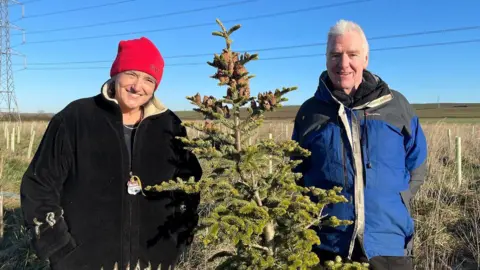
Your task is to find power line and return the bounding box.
[14,0,257,36]
[16,0,136,20]
[22,0,372,45]
[20,25,480,66]
[258,39,480,60]
[16,39,480,71]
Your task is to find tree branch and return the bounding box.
[304,206,327,230]
[250,244,272,255]
[254,190,263,207]
[236,180,251,189]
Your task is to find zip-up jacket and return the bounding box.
[20,79,203,270]
[292,70,427,259]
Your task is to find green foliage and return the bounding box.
[145,19,354,269]
[320,256,369,270]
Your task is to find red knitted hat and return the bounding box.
[110,37,165,90]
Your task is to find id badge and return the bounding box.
[127,175,142,195]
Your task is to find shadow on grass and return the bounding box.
[0,208,49,270]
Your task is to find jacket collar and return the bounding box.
[100,79,168,119]
[315,70,393,110]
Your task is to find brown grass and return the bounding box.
[411,121,480,270]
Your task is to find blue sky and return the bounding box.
[9,0,480,113]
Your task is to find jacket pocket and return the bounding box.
[306,125,345,189]
[50,243,83,270]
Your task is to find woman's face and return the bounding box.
[114,70,157,112]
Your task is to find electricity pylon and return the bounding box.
[0,0,25,122]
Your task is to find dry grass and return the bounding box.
[411,121,480,270]
[0,120,478,269]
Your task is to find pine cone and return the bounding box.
[238,77,250,99]
[203,96,215,108]
[256,92,275,111]
[194,93,201,105]
[221,49,231,66]
[221,49,238,75]
[267,91,276,106]
[204,120,215,132]
[213,71,229,84]
[233,62,247,78]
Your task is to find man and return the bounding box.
[292,20,427,269]
[20,37,202,270]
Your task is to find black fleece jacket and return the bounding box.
[20,80,202,270]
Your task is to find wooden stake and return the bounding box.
[456,136,462,188]
[6,126,9,150]
[11,128,15,152]
[27,130,36,160]
[17,125,20,144]
[0,189,3,241]
[447,129,452,153]
[269,133,273,174]
[0,155,4,179]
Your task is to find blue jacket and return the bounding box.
[292,70,427,259]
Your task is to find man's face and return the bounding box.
[114,70,157,112]
[326,31,368,94]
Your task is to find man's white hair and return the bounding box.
[326,19,369,55]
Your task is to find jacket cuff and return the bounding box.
[31,218,74,260]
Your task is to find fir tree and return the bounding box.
[145,19,369,270]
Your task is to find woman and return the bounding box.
[20,37,202,270]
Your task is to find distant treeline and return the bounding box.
[0,113,55,122]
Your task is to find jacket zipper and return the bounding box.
[338,120,348,189]
[128,119,142,268]
[352,110,368,258]
[342,138,348,188]
[125,113,145,268]
[344,108,360,259]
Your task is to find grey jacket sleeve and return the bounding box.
[396,92,428,202]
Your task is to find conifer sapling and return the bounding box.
[145,19,367,270]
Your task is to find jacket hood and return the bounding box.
[315,70,392,109]
[100,79,168,119]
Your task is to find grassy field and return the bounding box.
[15,103,480,123]
[0,119,479,269]
[174,103,480,122]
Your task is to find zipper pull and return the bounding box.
[127,172,144,195]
